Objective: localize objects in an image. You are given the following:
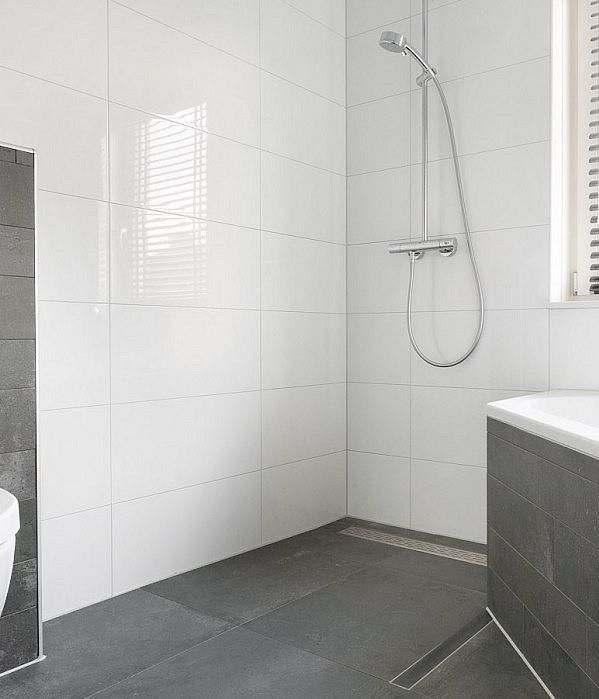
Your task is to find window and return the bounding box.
[552,0,599,300]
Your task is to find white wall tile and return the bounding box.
[261,72,345,174]
[261,0,345,104]
[262,232,345,313]
[110,305,259,403]
[347,0,411,36]
[38,302,109,410]
[348,313,410,384]
[347,242,410,313]
[261,311,346,388]
[348,451,410,527]
[112,473,261,593]
[550,308,599,390]
[348,383,410,456]
[110,204,260,309]
[284,0,346,35]
[112,392,260,502]
[42,507,112,620]
[262,384,346,467]
[261,152,346,244]
[37,192,109,303]
[115,0,260,64]
[110,3,260,146]
[411,460,487,543]
[262,452,346,543]
[0,0,107,97]
[40,406,110,520]
[110,104,260,228]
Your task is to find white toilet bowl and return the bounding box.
[0,488,20,616]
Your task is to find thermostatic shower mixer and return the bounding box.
[388,237,458,259]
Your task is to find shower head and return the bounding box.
[379,31,437,81]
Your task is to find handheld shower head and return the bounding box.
[379,31,437,81]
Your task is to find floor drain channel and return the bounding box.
[340,526,487,567]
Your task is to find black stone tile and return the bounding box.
[2,559,37,617]
[0,389,36,454]
[0,147,16,163]
[487,432,540,504]
[15,151,33,168]
[12,590,232,699]
[14,499,37,564]
[93,628,413,699]
[0,450,36,500]
[512,425,599,486]
[146,539,364,625]
[0,341,35,389]
[523,609,597,699]
[0,226,34,277]
[0,160,34,229]
[0,607,38,674]
[487,417,514,443]
[246,566,486,681]
[553,521,599,623]
[588,619,599,686]
[539,460,599,545]
[415,622,547,698]
[487,567,525,649]
[0,276,35,340]
[487,475,554,580]
[488,529,587,669]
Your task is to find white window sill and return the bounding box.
[549,299,599,309]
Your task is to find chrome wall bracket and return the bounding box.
[388,237,458,259]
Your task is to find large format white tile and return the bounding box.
[38,302,109,410]
[347,242,410,313]
[262,452,346,543]
[115,0,260,64]
[411,459,487,543]
[261,152,346,244]
[110,3,259,147]
[37,192,109,303]
[411,386,525,467]
[0,68,107,200]
[261,72,345,174]
[348,451,410,527]
[261,311,346,388]
[347,0,411,36]
[110,104,260,228]
[41,507,112,620]
[348,383,410,456]
[110,305,259,403]
[348,92,411,174]
[112,472,261,593]
[262,384,346,467]
[348,313,410,385]
[347,167,411,244]
[550,308,599,390]
[112,392,260,502]
[284,0,346,35]
[261,0,345,104]
[409,309,549,391]
[262,232,345,313]
[110,204,259,309]
[0,0,107,97]
[40,406,110,520]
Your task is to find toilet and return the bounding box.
[0,488,20,616]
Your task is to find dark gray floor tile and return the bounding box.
[0,341,35,389]
[0,389,36,455]
[2,559,37,617]
[0,277,35,340]
[94,628,413,699]
[588,619,599,686]
[0,675,33,698]
[14,499,37,564]
[293,527,406,566]
[11,590,232,699]
[0,226,34,278]
[0,450,36,500]
[0,607,38,674]
[487,433,540,504]
[246,566,486,681]
[146,540,364,624]
[0,161,34,229]
[415,622,547,698]
[487,567,525,649]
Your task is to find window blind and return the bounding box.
[588,0,599,292]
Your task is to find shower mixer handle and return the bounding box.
[388,237,458,258]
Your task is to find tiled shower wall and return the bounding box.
[346,0,553,542]
[0,0,346,620]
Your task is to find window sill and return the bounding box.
[549,299,599,309]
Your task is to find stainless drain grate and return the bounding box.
[340,526,487,566]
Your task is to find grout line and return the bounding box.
[278,0,345,39]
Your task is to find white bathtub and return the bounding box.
[487,390,599,460]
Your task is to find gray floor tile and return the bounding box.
[9,590,232,699]
[93,628,414,699]
[246,566,486,681]
[145,539,364,624]
[414,623,547,698]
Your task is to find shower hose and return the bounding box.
[407,75,484,367]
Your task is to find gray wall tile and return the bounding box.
[0,226,34,277]
[2,559,37,617]
[15,152,33,168]
[0,341,35,389]
[0,450,35,500]
[0,276,35,340]
[0,608,38,673]
[487,418,514,443]
[0,161,34,229]
[14,499,37,564]
[0,389,35,454]
[487,433,540,504]
[487,567,524,648]
[0,147,16,164]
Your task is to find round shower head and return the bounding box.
[379,31,408,54]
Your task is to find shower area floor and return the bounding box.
[0,519,546,698]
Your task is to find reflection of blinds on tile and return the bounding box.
[588,1,599,292]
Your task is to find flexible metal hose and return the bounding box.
[406,75,484,367]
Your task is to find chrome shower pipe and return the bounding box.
[421,0,429,241]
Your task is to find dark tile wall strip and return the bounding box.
[0,147,38,675]
[487,418,599,698]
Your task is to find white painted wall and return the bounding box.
[0,0,346,619]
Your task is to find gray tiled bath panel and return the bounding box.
[0,388,36,454]
[0,226,34,277]
[0,341,35,389]
[0,608,38,674]
[14,498,37,564]
[0,451,36,500]
[486,569,524,647]
[487,432,540,503]
[2,559,37,618]
[0,159,34,229]
[0,276,35,339]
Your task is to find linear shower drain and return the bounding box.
[340,526,487,566]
